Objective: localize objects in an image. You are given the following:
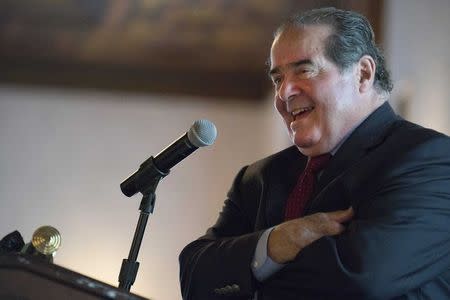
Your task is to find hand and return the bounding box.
[268,207,354,264]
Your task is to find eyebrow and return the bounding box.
[268,59,314,77]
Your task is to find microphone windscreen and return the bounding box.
[187,119,217,147]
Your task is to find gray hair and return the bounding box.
[275,7,393,94]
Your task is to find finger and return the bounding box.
[326,222,346,235]
[327,207,354,223]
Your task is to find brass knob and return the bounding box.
[31,226,61,256]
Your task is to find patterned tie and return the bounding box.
[284,153,331,221]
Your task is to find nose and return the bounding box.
[278,75,300,102]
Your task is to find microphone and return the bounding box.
[120,119,217,197]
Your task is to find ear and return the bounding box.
[357,55,376,93]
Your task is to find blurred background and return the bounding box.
[0,0,448,299]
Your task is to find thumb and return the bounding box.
[328,207,354,223]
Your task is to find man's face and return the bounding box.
[270,25,363,157]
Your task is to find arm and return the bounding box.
[266,136,450,299]
[179,166,264,300]
[179,161,353,299]
[252,227,285,282]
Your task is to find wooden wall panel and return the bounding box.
[0,0,384,100]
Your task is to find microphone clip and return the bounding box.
[121,156,169,198]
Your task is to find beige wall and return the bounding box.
[0,85,287,300]
[385,0,450,134]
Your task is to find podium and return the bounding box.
[0,253,149,300]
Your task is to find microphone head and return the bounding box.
[187,119,217,147]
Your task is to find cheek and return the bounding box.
[314,80,345,111]
[274,97,293,131]
[315,88,353,136]
[274,97,286,115]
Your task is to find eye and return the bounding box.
[271,76,282,86]
[296,67,311,74]
[295,64,317,78]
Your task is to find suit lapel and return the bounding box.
[264,147,306,227]
[307,102,401,213]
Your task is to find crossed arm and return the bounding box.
[179,137,450,300]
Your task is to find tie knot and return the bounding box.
[307,153,331,173]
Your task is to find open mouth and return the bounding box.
[291,106,314,120]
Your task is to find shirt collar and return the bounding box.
[329,115,370,156]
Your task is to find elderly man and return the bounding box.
[179,7,450,300]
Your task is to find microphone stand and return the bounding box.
[118,157,168,292]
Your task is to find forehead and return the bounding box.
[270,25,332,69]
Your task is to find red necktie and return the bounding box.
[284,153,331,221]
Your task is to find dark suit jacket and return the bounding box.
[179,102,450,300]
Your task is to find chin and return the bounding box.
[292,136,323,156]
[293,133,317,147]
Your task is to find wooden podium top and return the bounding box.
[0,253,149,300]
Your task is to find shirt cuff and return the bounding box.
[251,227,285,282]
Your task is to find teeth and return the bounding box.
[291,107,313,116]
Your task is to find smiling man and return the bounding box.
[179,8,450,300]
[270,24,385,157]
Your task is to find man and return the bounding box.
[179,7,450,300]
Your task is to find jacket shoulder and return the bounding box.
[241,146,301,180]
[388,119,450,153]
[394,119,449,140]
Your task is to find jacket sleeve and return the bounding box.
[179,166,265,300]
[264,136,450,299]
